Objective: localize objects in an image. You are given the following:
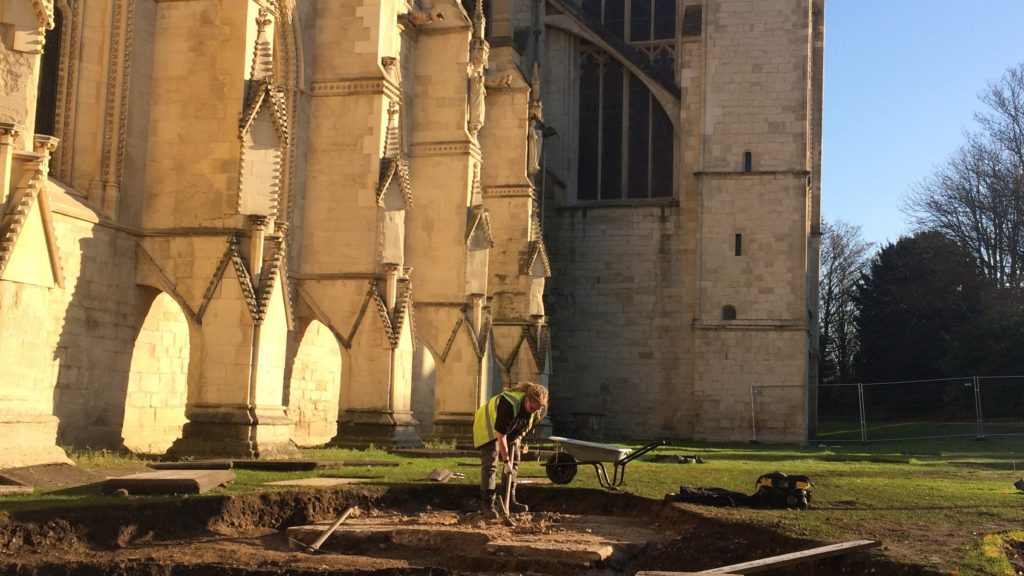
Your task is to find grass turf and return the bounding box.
[1,437,1022,574]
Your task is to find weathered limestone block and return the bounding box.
[122,292,189,454]
[693,329,807,443]
[288,319,342,447]
[144,0,273,230]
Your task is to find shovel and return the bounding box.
[288,506,357,554]
[496,460,517,527]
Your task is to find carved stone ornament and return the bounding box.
[468,0,489,75]
[33,135,60,163]
[484,73,512,90]
[407,9,444,26]
[467,75,486,137]
[527,120,541,176]
[472,0,486,39]
[381,56,400,84]
[32,0,56,31]
[249,9,274,84]
[0,123,22,141]
[529,61,544,122]
[469,38,490,76]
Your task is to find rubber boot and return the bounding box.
[480,490,500,519]
[508,482,528,513]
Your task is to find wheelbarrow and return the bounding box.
[543,436,666,489]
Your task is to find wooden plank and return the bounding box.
[149,460,233,470]
[340,460,401,467]
[701,539,880,574]
[636,572,738,576]
[0,485,34,494]
[231,460,320,471]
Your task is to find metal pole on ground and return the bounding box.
[857,383,867,443]
[974,375,985,439]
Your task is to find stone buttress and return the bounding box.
[479,45,552,389]
[299,0,419,448]
[139,1,297,458]
[406,0,494,443]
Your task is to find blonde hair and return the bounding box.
[512,382,548,408]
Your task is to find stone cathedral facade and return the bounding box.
[0,0,822,467]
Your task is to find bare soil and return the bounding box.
[0,484,950,575]
[1008,539,1024,575]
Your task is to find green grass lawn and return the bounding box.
[2,438,1023,575]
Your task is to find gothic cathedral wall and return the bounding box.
[0,0,822,468]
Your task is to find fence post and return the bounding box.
[974,375,985,439]
[858,383,867,443]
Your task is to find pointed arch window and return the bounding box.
[576,0,675,201]
[34,7,63,137]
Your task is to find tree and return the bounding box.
[903,63,1024,294]
[854,231,987,382]
[818,219,873,383]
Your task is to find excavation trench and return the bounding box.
[0,485,940,575]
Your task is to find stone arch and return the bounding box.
[411,342,437,439]
[288,319,342,447]
[121,291,190,454]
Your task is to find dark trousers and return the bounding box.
[479,440,521,495]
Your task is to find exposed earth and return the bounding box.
[0,478,948,576]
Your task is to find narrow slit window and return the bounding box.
[681,4,703,37]
[743,151,752,173]
[735,233,742,256]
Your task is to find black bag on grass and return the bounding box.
[668,487,751,507]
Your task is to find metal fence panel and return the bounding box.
[976,376,1024,436]
[807,375,1024,443]
[860,377,978,441]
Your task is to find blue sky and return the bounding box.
[822,1,1024,247]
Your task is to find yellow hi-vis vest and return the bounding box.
[472,391,535,448]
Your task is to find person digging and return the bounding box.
[472,382,548,519]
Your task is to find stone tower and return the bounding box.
[541,0,823,442]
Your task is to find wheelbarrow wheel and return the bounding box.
[545,452,578,485]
